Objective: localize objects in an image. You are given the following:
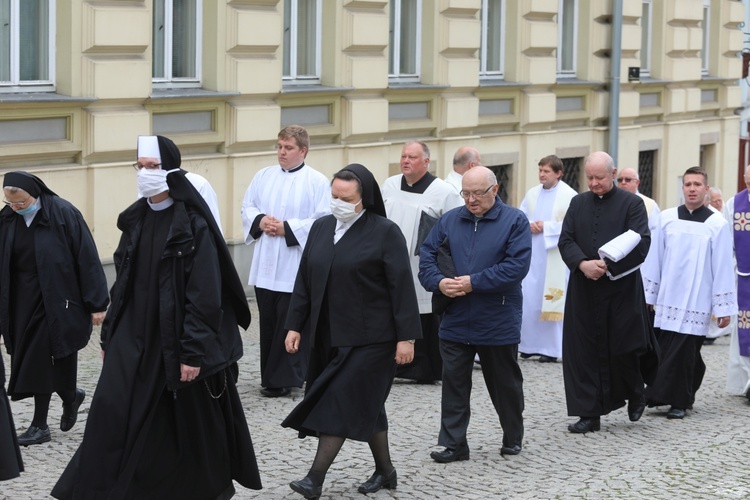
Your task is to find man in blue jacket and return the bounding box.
[419,166,531,463]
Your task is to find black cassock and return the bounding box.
[558,186,658,417]
[0,354,23,481]
[53,207,260,499]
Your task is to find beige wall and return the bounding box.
[0,0,742,268]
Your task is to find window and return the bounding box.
[487,164,512,203]
[0,0,55,90]
[561,157,582,192]
[557,0,577,78]
[283,0,321,84]
[638,150,656,198]
[701,0,710,75]
[640,0,652,77]
[480,0,505,79]
[389,0,421,82]
[153,0,202,87]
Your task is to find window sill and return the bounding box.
[479,79,530,88]
[281,84,355,94]
[554,78,601,86]
[0,92,96,104]
[387,82,449,91]
[149,88,240,100]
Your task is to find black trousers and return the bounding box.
[255,287,308,389]
[438,339,524,450]
[645,330,705,409]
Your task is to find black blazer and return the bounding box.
[286,211,421,347]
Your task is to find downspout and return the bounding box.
[608,0,623,163]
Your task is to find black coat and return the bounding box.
[286,211,422,346]
[0,193,109,358]
[102,199,245,391]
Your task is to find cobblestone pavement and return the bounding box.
[2,300,749,499]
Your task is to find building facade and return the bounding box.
[0,0,743,276]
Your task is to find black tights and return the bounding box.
[306,430,393,486]
[31,390,76,429]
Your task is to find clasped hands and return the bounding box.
[439,275,472,298]
[260,215,285,237]
[579,259,607,281]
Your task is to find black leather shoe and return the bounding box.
[61,388,85,432]
[500,444,522,456]
[358,468,397,494]
[538,355,557,363]
[627,397,645,422]
[519,353,532,359]
[567,417,601,433]
[17,426,51,446]
[260,387,291,397]
[290,477,322,499]
[666,407,686,419]
[430,447,470,463]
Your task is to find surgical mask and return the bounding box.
[330,198,362,223]
[137,168,171,198]
[15,200,39,216]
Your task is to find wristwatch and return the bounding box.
[407,339,416,344]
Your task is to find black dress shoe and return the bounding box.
[18,426,51,446]
[260,387,291,397]
[519,353,533,359]
[290,477,322,499]
[61,388,85,432]
[430,447,470,463]
[567,417,601,433]
[500,444,522,456]
[627,397,645,422]
[666,407,686,419]
[538,355,557,363]
[358,468,397,493]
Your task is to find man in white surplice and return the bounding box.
[444,146,481,193]
[382,141,463,383]
[616,168,661,234]
[518,155,576,362]
[241,125,330,398]
[642,167,738,419]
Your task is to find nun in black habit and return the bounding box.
[282,163,421,499]
[0,353,23,481]
[0,172,109,446]
[52,136,261,499]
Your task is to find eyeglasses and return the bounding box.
[460,185,496,200]
[617,177,636,184]
[2,196,31,208]
[132,162,162,171]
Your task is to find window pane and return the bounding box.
[701,5,709,71]
[640,2,650,71]
[296,0,317,76]
[388,1,395,74]
[560,0,575,72]
[19,0,49,81]
[399,0,417,74]
[153,0,166,78]
[172,0,197,78]
[485,0,503,73]
[283,0,291,76]
[0,1,10,81]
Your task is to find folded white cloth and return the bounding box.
[598,229,642,280]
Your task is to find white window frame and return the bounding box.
[556,0,578,78]
[0,0,56,92]
[701,0,710,76]
[152,0,203,89]
[389,0,421,83]
[640,0,652,77]
[480,0,505,80]
[282,0,322,84]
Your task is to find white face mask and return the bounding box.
[330,197,362,223]
[137,168,170,199]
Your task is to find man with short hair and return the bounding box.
[444,146,481,193]
[420,166,531,462]
[518,155,576,363]
[241,125,330,397]
[382,141,463,384]
[642,167,737,419]
[558,151,656,433]
[726,164,750,402]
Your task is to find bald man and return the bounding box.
[616,168,660,234]
[444,147,481,193]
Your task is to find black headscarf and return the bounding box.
[339,163,386,218]
[3,171,57,198]
[156,135,182,170]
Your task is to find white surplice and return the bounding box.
[444,170,463,193]
[518,181,576,358]
[241,164,331,292]
[381,174,463,314]
[642,207,738,336]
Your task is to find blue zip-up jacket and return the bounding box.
[419,197,531,345]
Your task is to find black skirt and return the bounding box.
[0,355,23,481]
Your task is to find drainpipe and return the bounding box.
[608,0,623,163]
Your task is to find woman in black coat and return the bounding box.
[282,163,422,499]
[0,172,109,446]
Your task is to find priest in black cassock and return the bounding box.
[558,151,658,434]
[52,136,261,499]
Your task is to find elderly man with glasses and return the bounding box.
[616,167,661,235]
